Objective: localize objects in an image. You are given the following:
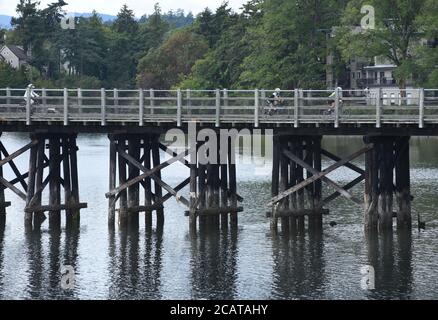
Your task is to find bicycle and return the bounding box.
[262,99,285,116]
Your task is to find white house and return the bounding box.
[0,45,29,69]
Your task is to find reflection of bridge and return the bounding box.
[0,87,437,234]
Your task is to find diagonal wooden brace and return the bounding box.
[268,144,373,207]
[283,149,363,206]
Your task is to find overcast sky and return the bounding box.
[0,0,248,16]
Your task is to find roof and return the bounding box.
[364,64,396,70]
[1,45,29,61]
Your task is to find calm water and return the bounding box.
[0,133,437,300]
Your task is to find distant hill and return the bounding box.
[71,12,117,22]
[0,15,12,29]
[0,13,117,29]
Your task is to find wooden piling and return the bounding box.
[304,137,315,231]
[128,137,140,227]
[296,139,305,233]
[108,135,116,227]
[228,140,238,230]
[143,135,153,230]
[395,136,411,229]
[69,135,81,225]
[118,138,128,225]
[152,135,164,227]
[271,136,280,232]
[25,135,38,224]
[198,163,207,230]
[313,136,323,230]
[189,143,197,234]
[288,140,297,234]
[33,136,45,224]
[62,137,72,219]
[280,138,290,234]
[49,137,61,229]
[220,161,229,230]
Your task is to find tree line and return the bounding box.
[1,0,437,90]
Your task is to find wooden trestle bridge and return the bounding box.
[0,87,437,233]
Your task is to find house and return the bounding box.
[0,45,29,69]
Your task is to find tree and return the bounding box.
[337,0,428,91]
[238,0,339,89]
[137,29,208,89]
[0,61,28,87]
[113,4,138,34]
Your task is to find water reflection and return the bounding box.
[107,228,163,299]
[24,223,80,299]
[365,231,413,299]
[190,230,239,299]
[271,230,325,299]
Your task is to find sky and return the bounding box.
[0,0,248,17]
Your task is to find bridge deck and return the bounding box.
[1,88,438,134]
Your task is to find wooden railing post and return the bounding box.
[294,88,299,128]
[113,88,119,114]
[223,89,228,118]
[177,89,182,127]
[101,88,106,126]
[187,89,191,115]
[26,87,31,125]
[139,88,144,126]
[6,87,10,105]
[42,88,47,107]
[216,89,221,127]
[63,88,68,126]
[150,89,154,115]
[376,88,382,128]
[334,87,340,128]
[77,88,82,114]
[419,88,425,129]
[254,89,259,128]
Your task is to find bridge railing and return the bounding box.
[0,87,437,127]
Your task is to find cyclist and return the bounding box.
[265,88,283,116]
[325,87,343,115]
[23,84,39,106]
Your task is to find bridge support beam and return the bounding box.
[108,134,171,230]
[364,136,412,232]
[188,133,242,234]
[270,136,325,234]
[24,133,86,228]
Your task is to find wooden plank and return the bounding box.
[322,174,365,206]
[254,89,259,128]
[0,176,26,200]
[419,88,424,128]
[321,149,365,175]
[0,140,38,167]
[283,148,363,205]
[376,88,382,128]
[0,142,28,191]
[26,87,31,125]
[177,89,182,127]
[101,88,106,126]
[25,203,87,213]
[139,89,144,126]
[63,88,69,126]
[116,143,190,208]
[294,89,299,128]
[216,89,221,127]
[268,144,373,206]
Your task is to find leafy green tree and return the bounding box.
[337,0,428,90]
[0,61,28,87]
[137,29,208,89]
